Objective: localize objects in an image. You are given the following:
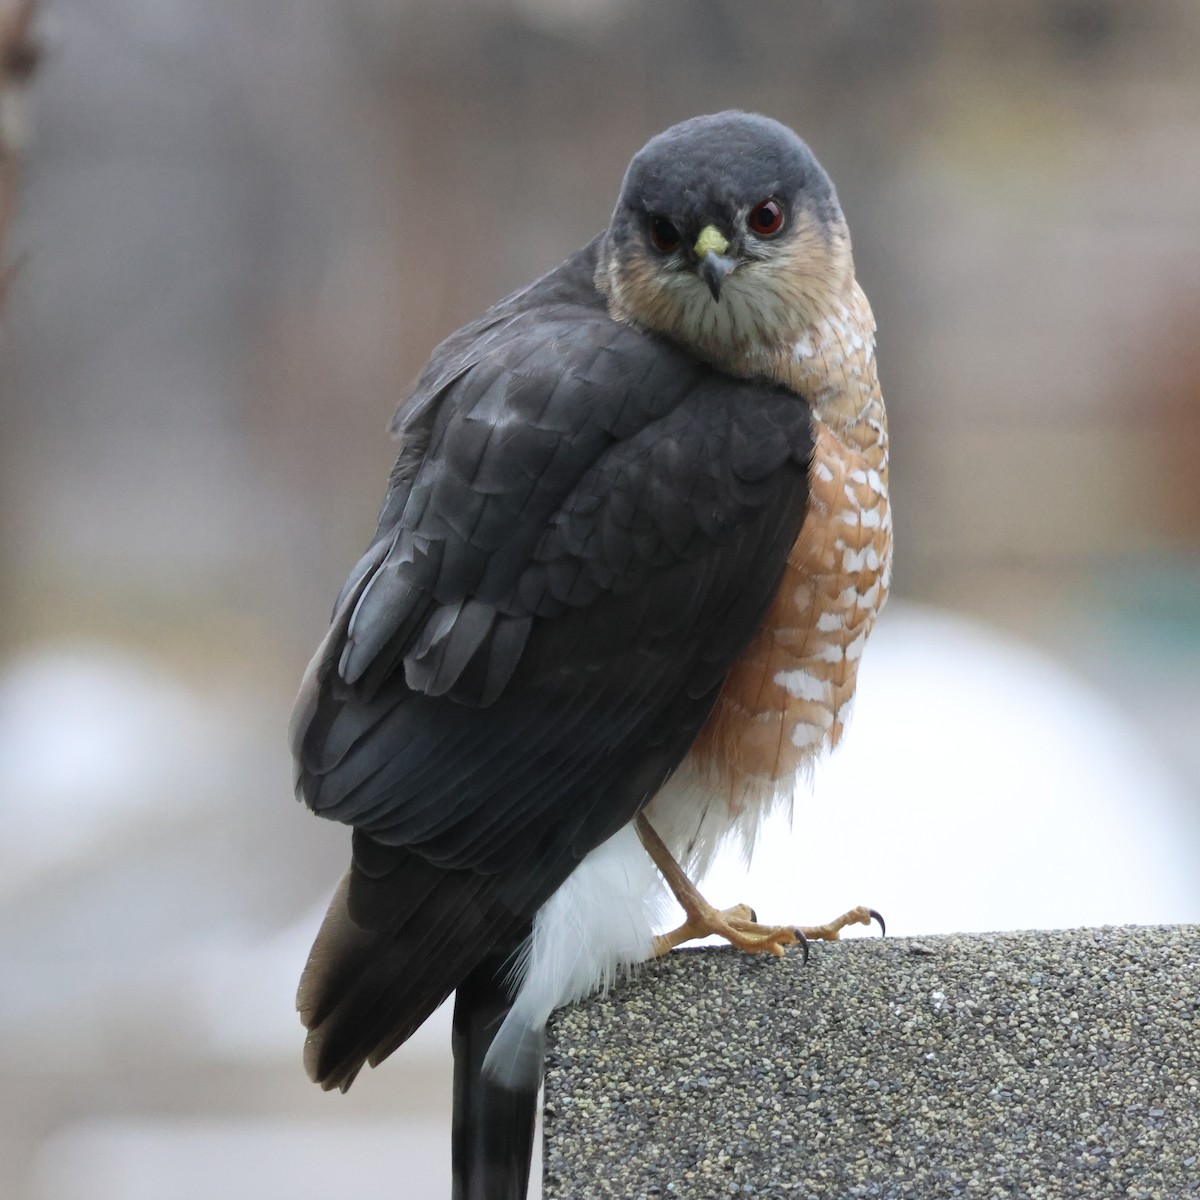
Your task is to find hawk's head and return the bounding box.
[597,112,853,371]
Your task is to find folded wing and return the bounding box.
[291,269,815,1089]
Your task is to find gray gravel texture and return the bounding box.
[543,925,1200,1199]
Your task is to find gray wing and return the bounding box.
[291,263,814,1088]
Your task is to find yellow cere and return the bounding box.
[693,224,729,258]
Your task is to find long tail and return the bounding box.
[298,833,530,1093]
[452,957,540,1200]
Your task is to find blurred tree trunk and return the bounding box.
[0,0,37,648]
[0,0,36,306]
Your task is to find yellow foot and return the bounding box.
[634,814,885,967]
[797,905,886,942]
[653,902,800,958]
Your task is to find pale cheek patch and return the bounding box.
[601,219,854,376]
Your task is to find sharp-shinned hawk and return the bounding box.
[290,111,890,1200]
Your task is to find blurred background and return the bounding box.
[1,1,1198,1196]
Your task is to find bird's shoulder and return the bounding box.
[388,238,611,440]
[290,235,818,866]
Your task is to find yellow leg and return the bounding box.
[636,815,799,958]
[635,815,884,959]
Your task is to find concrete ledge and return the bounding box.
[543,926,1200,1199]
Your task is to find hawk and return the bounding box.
[290,111,891,1199]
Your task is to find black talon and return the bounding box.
[868,909,886,938]
[747,907,757,924]
[793,930,810,964]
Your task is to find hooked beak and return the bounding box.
[693,224,735,302]
[698,251,736,302]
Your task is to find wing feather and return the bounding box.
[291,243,816,1088]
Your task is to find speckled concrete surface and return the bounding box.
[543,926,1200,1199]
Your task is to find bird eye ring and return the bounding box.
[649,216,681,253]
[748,198,785,237]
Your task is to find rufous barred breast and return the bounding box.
[689,278,892,809]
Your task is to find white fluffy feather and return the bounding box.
[483,761,791,1089]
[482,822,665,1088]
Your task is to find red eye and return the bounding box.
[649,216,681,253]
[748,198,784,237]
